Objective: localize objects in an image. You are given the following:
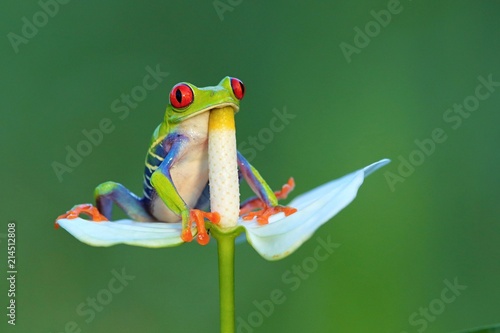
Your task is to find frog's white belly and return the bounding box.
[150,113,210,222]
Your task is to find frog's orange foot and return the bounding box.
[239,178,296,216]
[181,209,220,245]
[242,205,297,225]
[55,204,108,229]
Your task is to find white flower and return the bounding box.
[56,159,389,260]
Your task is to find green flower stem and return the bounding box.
[210,225,243,333]
[217,234,235,333]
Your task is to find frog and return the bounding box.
[56,77,296,245]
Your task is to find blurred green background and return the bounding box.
[1,1,500,332]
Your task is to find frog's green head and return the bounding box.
[164,76,245,124]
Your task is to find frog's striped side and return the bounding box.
[142,133,169,202]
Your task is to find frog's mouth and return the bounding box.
[192,102,239,120]
[171,103,239,123]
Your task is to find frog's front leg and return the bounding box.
[150,142,219,245]
[237,151,297,224]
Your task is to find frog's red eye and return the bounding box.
[230,77,245,100]
[170,83,194,109]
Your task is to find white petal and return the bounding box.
[240,159,390,260]
[57,218,184,248]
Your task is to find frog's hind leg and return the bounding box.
[95,181,155,222]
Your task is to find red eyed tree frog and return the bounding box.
[56,77,296,245]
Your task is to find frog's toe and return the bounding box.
[275,177,295,200]
[55,204,108,229]
[242,205,297,225]
[181,209,220,245]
